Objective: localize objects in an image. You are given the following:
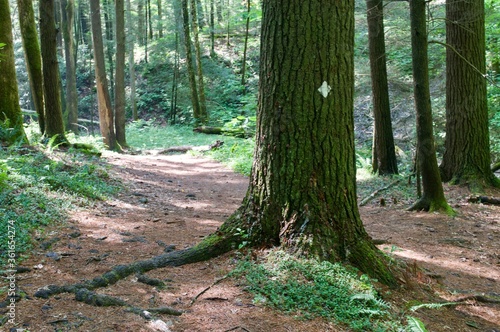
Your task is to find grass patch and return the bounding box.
[231,250,404,331]
[0,143,119,266]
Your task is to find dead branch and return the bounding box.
[468,196,500,206]
[189,275,229,306]
[454,294,500,304]
[360,179,402,206]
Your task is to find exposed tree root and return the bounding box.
[75,288,183,318]
[492,161,500,173]
[408,197,455,215]
[34,232,238,300]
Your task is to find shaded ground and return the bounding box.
[6,152,500,331]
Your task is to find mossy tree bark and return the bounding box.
[366,0,398,176]
[409,0,453,214]
[90,0,117,150]
[115,0,127,147]
[17,0,46,135]
[60,0,79,134]
[0,0,27,143]
[233,0,396,285]
[40,0,68,144]
[440,0,499,189]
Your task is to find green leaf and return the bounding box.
[406,316,428,332]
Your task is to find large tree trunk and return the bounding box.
[17,0,46,135]
[126,0,138,121]
[440,0,499,188]
[90,0,116,150]
[366,0,398,175]
[60,0,79,134]
[234,0,395,285]
[40,0,68,143]
[181,0,202,122]
[190,0,208,122]
[409,0,453,213]
[0,0,27,143]
[115,0,127,146]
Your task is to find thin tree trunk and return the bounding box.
[103,0,115,103]
[157,0,163,38]
[90,0,116,150]
[408,0,453,213]
[366,0,398,175]
[60,0,79,133]
[137,0,145,45]
[240,0,250,87]
[115,0,127,146]
[190,0,208,122]
[147,0,153,39]
[126,0,138,121]
[181,0,201,121]
[17,0,46,134]
[0,0,27,143]
[210,0,215,57]
[40,0,68,143]
[170,31,180,124]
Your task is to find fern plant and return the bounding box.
[406,316,428,332]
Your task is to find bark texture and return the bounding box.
[60,0,79,133]
[366,0,398,175]
[40,0,68,143]
[409,0,453,213]
[0,0,27,143]
[440,0,499,188]
[234,0,395,285]
[90,0,116,150]
[17,0,46,134]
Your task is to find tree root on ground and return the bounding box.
[75,288,183,318]
[34,233,238,319]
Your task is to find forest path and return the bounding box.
[11,152,500,331]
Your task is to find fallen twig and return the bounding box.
[360,179,402,206]
[189,275,229,306]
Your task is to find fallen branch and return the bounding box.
[454,294,500,304]
[360,179,402,206]
[189,275,229,306]
[468,196,500,206]
[492,161,500,173]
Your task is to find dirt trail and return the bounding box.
[8,152,500,331]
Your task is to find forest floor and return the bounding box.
[9,151,500,332]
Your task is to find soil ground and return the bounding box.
[4,152,500,332]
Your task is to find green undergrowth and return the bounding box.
[230,250,405,331]
[0,140,119,266]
